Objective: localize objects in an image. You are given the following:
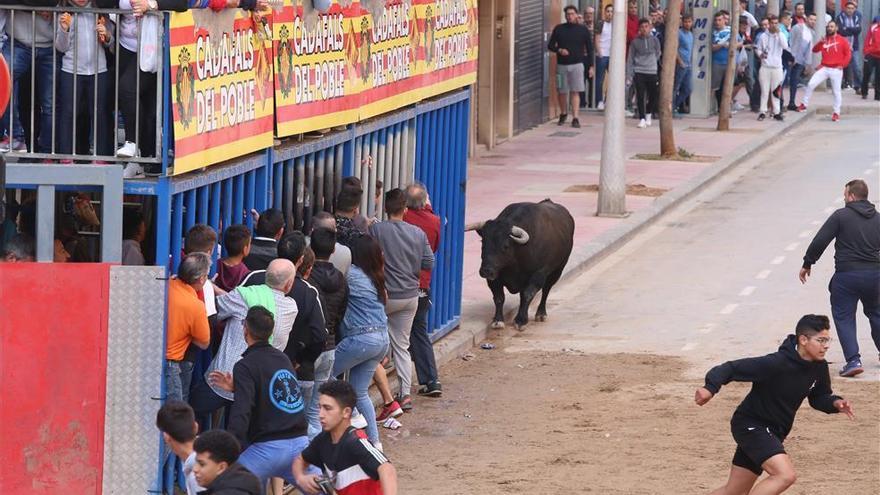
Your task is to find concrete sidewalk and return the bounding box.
[433,88,880,367]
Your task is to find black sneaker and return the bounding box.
[773,113,784,121]
[557,113,567,126]
[417,382,443,397]
[571,118,580,129]
[757,113,766,121]
[786,103,798,111]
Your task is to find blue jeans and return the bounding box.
[165,360,195,403]
[306,349,336,440]
[332,330,389,444]
[595,56,610,104]
[409,291,438,386]
[846,50,862,89]
[673,65,692,111]
[829,270,880,363]
[789,63,805,106]
[0,41,57,151]
[238,436,319,488]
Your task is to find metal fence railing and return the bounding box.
[0,6,163,168]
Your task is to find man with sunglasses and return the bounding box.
[695,314,854,495]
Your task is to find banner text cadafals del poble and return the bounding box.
[170,0,477,175]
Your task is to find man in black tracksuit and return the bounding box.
[695,315,854,495]
[213,306,317,489]
[799,179,880,377]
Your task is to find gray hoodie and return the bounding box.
[626,34,662,76]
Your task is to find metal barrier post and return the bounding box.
[36,185,55,262]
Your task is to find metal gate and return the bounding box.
[515,0,547,133]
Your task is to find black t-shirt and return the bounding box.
[548,22,594,66]
[301,427,389,495]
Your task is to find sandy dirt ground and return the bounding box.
[386,339,879,494]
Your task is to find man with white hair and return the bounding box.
[189,258,298,425]
[402,183,443,398]
[166,252,212,402]
[310,211,351,276]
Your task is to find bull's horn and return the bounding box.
[465,221,486,232]
[509,225,530,244]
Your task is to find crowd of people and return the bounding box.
[0,0,267,178]
[548,0,879,128]
[151,178,443,494]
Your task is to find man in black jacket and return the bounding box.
[799,179,880,377]
[210,306,318,489]
[548,5,595,128]
[243,209,285,271]
[695,315,854,495]
[192,430,261,495]
[303,227,349,438]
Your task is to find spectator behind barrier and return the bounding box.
[2,233,35,262]
[122,208,146,266]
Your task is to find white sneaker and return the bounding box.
[597,101,605,110]
[732,102,745,111]
[117,141,137,158]
[123,162,144,179]
[373,441,384,453]
[646,115,652,126]
[351,410,368,429]
[637,119,647,128]
[625,109,635,118]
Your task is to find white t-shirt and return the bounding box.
[183,451,206,494]
[599,21,613,56]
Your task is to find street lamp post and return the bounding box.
[597,0,628,217]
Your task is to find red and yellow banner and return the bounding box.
[273,0,478,136]
[169,9,275,175]
[170,1,477,171]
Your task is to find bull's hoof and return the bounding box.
[535,313,547,322]
[514,322,527,331]
[491,320,505,329]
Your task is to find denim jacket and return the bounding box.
[339,265,387,339]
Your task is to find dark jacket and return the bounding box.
[243,238,278,271]
[803,200,880,272]
[704,334,842,439]
[285,277,326,381]
[202,462,261,495]
[548,22,594,66]
[227,342,308,447]
[240,272,327,381]
[309,260,349,349]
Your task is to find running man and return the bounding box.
[695,314,854,495]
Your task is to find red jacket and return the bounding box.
[865,24,880,59]
[626,14,639,46]
[813,33,852,68]
[403,205,441,290]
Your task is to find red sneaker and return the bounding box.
[796,103,807,112]
[831,113,840,122]
[376,400,403,421]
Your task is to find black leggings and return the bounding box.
[118,47,157,157]
[634,72,658,119]
[863,56,880,99]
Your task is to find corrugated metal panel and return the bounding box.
[515,0,546,133]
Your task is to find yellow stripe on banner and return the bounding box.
[173,132,274,175]
[276,108,360,136]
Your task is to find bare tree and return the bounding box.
[717,2,740,131]
[659,0,683,157]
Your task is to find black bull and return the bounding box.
[467,200,575,329]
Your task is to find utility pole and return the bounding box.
[597,0,628,217]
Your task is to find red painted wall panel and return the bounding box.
[0,263,111,494]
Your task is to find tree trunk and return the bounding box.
[717,2,740,131]
[659,0,683,157]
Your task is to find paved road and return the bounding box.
[505,115,880,380]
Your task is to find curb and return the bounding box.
[369,111,815,408]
